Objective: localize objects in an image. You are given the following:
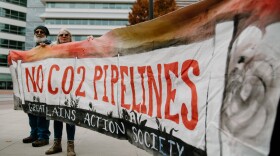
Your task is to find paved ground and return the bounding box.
[0,90,13,102]
[0,90,152,156]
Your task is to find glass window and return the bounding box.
[50,3,55,8]
[0,81,6,89]
[0,0,27,7]
[95,4,103,9]
[69,20,75,24]
[0,23,25,35]
[48,35,56,42]
[17,41,24,50]
[50,20,55,24]
[56,20,62,24]
[109,21,115,25]
[0,39,9,46]
[10,25,17,33]
[9,40,17,48]
[45,2,132,9]
[89,20,95,25]
[0,54,7,67]
[10,10,18,18]
[0,23,4,30]
[103,3,109,9]
[75,20,81,25]
[90,3,95,9]
[45,19,128,26]
[69,3,75,8]
[19,12,26,21]
[0,73,12,89]
[0,8,3,16]
[19,27,25,35]
[102,20,109,25]
[82,20,88,25]
[0,38,24,50]
[109,4,115,9]
[4,8,10,16]
[95,20,102,25]
[7,81,13,89]
[56,3,64,8]
[76,3,87,8]
[0,7,26,21]
[61,20,68,24]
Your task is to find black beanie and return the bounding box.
[34,25,50,36]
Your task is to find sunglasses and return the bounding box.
[35,30,45,34]
[59,34,70,37]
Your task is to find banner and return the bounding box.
[8,0,280,155]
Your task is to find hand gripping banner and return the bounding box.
[8,0,280,155]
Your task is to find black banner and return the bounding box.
[23,101,206,156]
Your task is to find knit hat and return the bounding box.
[34,25,50,36]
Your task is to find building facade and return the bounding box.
[1,0,199,90]
[176,0,200,8]
[26,0,135,50]
[0,0,27,90]
[26,0,200,49]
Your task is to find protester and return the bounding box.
[22,25,51,147]
[45,28,76,156]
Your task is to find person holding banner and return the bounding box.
[45,28,76,156]
[22,25,51,147]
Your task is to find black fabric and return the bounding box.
[269,99,280,156]
[34,25,50,36]
[35,39,51,46]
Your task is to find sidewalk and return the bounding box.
[0,90,13,102]
[0,99,152,156]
